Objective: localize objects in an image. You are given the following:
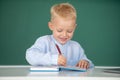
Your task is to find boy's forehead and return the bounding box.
[53,16,76,23]
[53,19,76,30]
[53,18,76,29]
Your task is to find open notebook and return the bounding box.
[30,66,59,72]
[30,66,87,72]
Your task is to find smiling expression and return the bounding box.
[48,16,76,45]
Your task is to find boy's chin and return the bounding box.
[59,41,67,45]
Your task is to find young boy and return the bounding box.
[26,3,94,69]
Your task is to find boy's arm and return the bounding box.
[78,45,94,68]
[25,37,58,66]
[26,48,58,66]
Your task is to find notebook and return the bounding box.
[59,66,87,72]
[30,66,59,72]
[30,66,87,72]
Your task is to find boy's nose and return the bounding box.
[63,32,67,37]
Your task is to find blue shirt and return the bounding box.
[26,35,94,68]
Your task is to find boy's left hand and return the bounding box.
[76,60,89,69]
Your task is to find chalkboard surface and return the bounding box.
[0,0,120,66]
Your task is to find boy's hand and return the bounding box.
[76,60,89,69]
[58,54,66,66]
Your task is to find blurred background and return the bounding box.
[0,0,120,66]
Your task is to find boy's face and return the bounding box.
[49,16,76,45]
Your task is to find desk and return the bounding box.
[0,65,119,80]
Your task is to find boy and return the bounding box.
[26,3,94,69]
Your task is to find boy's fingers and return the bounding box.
[76,60,89,69]
[80,61,84,68]
[59,60,66,66]
[83,63,87,69]
[76,63,79,67]
[83,61,89,69]
[58,55,66,66]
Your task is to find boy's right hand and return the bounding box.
[58,54,66,66]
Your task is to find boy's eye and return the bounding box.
[67,30,73,33]
[57,29,62,32]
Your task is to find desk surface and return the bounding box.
[0,65,120,80]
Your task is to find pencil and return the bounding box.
[55,44,62,55]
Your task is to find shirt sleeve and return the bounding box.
[78,44,94,68]
[25,37,58,66]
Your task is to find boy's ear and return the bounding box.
[48,22,54,31]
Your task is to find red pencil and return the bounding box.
[55,44,62,55]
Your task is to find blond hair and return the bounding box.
[50,3,76,21]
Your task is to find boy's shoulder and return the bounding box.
[37,35,51,39]
[69,40,80,46]
[38,35,50,39]
[35,35,52,42]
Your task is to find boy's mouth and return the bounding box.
[59,37,68,42]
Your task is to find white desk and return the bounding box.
[0,65,120,80]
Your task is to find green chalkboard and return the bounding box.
[0,0,120,66]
